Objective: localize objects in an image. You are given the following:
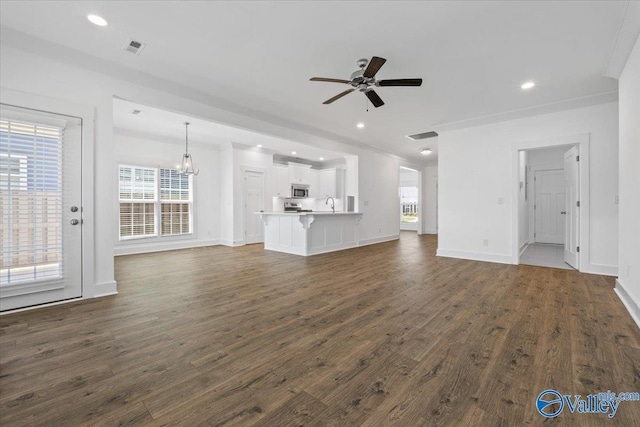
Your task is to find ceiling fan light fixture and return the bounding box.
[521,81,535,90]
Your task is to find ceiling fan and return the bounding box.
[310,56,422,108]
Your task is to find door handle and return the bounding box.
[70,219,80,225]
[560,211,566,215]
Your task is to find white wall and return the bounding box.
[518,151,528,249]
[357,151,402,245]
[112,130,220,255]
[616,34,640,327]
[422,165,438,234]
[438,102,619,274]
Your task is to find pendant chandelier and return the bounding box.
[178,122,199,176]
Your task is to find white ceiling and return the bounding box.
[0,1,631,164]
[113,98,347,163]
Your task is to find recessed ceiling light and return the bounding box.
[87,14,108,27]
[257,144,263,148]
[521,81,535,90]
[356,123,365,129]
[291,151,297,155]
[319,157,325,161]
[420,148,432,156]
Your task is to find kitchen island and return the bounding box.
[256,212,363,256]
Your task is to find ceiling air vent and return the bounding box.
[130,109,142,115]
[123,38,146,55]
[406,131,438,141]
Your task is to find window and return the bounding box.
[118,165,192,240]
[160,168,191,236]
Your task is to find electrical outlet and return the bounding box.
[497,197,504,205]
[379,228,382,233]
[483,239,489,247]
[364,200,369,206]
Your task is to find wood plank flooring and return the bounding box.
[1,233,639,426]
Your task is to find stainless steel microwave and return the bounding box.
[291,184,309,198]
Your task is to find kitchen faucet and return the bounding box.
[325,196,335,213]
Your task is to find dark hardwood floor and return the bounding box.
[1,233,639,426]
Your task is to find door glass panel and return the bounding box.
[1,120,63,286]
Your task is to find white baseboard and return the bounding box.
[615,279,640,330]
[92,280,118,298]
[436,249,513,265]
[583,263,618,277]
[519,242,529,257]
[423,228,438,235]
[358,234,400,247]
[114,239,220,256]
[220,239,245,247]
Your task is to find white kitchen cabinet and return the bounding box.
[317,169,336,198]
[288,162,312,184]
[316,168,345,199]
[273,165,290,196]
[307,169,318,197]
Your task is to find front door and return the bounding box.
[563,146,580,269]
[244,170,264,244]
[1,108,82,311]
[534,169,565,244]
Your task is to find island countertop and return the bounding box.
[256,211,362,216]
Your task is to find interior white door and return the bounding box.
[244,170,264,244]
[563,146,580,269]
[1,110,83,311]
[534,169,565,244]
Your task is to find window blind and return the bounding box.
[118,166,157,239]
[1,119,64,285]
[160,168,191,236]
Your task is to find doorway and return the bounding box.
[1,106,83,311]
[516,143,581,270]
[243,168,264,244]
[399,167,419,232]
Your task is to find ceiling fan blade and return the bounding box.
[310,77,352,84]
[363,56,387,78]
[365,90,385,108]
[323,89,355,104]
[377,78,423,87]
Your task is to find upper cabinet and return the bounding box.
[288,162,312,184]
[274,162,344,198]
[274,164,290,197]
[316,168,344,198]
